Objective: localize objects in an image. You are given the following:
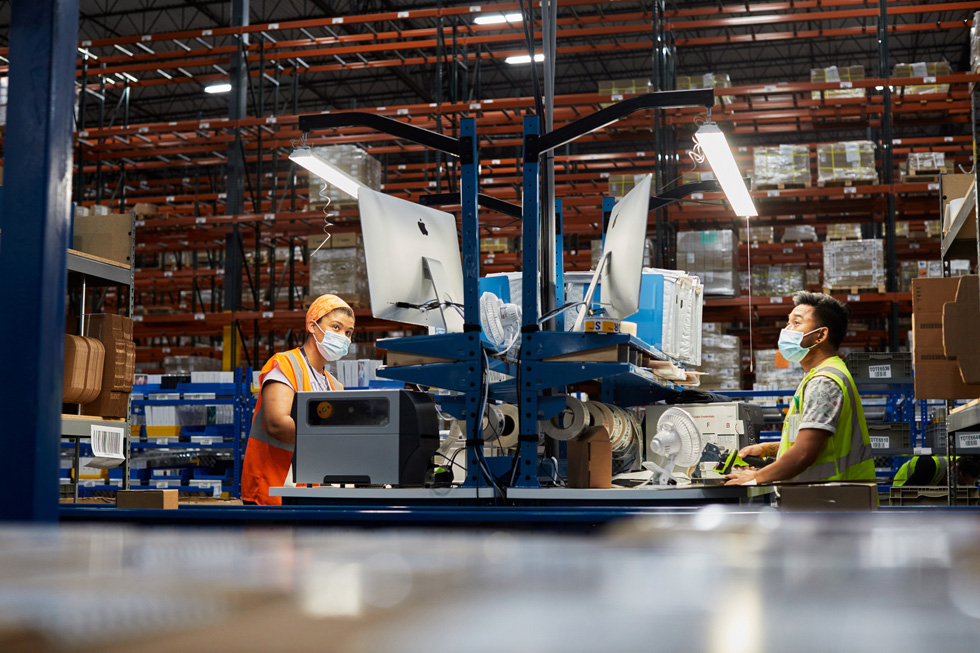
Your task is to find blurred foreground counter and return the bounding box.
[2,509,980,652]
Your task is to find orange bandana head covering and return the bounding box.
[306,294,353,332]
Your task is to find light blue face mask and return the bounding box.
[314,323,351,361]
[777,327,823,363]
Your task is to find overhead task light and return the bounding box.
[289,146,365,199]
[505,53,544,65]
[693,123,757,217]
[474,12,523,25]
[204,82,232,94]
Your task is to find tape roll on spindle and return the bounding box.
[540,396,589,442]
[606,405,633,453]
[496,403,521,450]
[482,403,504,443]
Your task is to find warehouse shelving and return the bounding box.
[129,369,254,497]
[14,1,962,383]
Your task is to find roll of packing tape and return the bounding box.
[606,405,633,453]
[482,403,504,443]
[540,396,589,442]
[496,403,521,450]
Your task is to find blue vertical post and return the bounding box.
[554,198,566,332]
[0,0,80,522]
[459,118,487,490]
[514,116,541,488]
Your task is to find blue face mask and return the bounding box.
[314,323,351,361]
[777,327,823,363]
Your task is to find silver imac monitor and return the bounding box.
[358,187,465,333]
[572,173,653,331]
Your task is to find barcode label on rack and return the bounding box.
[769,297,783,303]
[91,426,125,459]
[869,436,890,449]
[847,294,860,302]
[958,433,980,450]
[868,364,892,379]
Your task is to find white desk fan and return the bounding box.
[480,292,521,352]
[640,407,705,486]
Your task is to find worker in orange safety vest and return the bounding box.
[241,294,355,505]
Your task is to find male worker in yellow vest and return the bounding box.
[241,294,355,505]
[893,455,980,487]
[726,292,875,485]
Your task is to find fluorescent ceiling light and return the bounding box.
[289,146,365,199]
[505,53,544,65]
[693,123,757,217]
[474,12,523,25]
[204,82,232,94]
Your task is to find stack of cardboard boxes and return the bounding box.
[676,230,739,297]
[810,65,866,100]
[63,314,136,419]
[307,233,371,309]
[912,276,980,400]
[815,141,877,185]
[752,145,811,188]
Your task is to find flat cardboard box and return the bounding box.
[912,312,945,357]
[913,360,980,400]
[63,335,105,404]
[912,276,961,314]
[72,212,132,267]
[778,483,877,511]
[84,314,135,393]
[82,390,129,419]
[567,426,612,489]
[116,489,179,510]
[942,276,980,384]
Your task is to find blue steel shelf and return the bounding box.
[128,369,253,498]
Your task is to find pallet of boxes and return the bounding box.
[753,145,811,190]
[306,144,381,210]
[816,141,877,188]
[810,65,866,102]
[823,236,885,294]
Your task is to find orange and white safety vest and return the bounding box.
[241,348,342,505]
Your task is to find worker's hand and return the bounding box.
[725,469,759,486]
[738,444,769,459]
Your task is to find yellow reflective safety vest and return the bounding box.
[777,355,876,482]
[893,456,949,487]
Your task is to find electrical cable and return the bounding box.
[537,301,586,325]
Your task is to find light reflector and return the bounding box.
[694,123,757,217]
[289,146,365,199]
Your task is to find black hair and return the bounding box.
[793,291,850,349]
[958,455,980,482]
[320,306,355,321]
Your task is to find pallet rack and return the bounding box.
[1,1,968,380]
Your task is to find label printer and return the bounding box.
[292,389,440,486]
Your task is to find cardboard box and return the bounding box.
[84,314,135,392]
[567,426,612,489]
[911,276,961,314]
[942,275,980,384]
[72,213,132,267]
[115,489,179,510]
[912,359,980,400]
[82,314,135,419]
[778,483,877,511]
[133,202,157,216]
[63,335,104,404]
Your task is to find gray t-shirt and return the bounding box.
[798,375,844,434]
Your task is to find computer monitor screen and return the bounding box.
[358,188,465,332]
[573,174,652,330]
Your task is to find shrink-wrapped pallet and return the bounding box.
[752,145,811,188]
[810,65,866,100]
[823,239,885,291]
[816,141,877,184]
[676,230,739,297]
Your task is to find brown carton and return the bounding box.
[942,275,980,384]
[778,483,877,511]
[913,360,980,400]
[911,277,961,314]
[82,314,135,419]
[63,335,105,404]
[116,489,179,510]
[72,213,132,267]
[567,426,612,489]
